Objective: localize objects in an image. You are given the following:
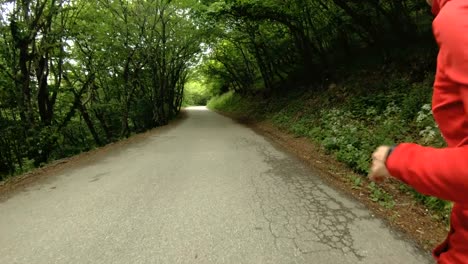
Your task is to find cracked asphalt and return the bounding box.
[0,107,432,264]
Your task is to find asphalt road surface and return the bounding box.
[0,107,432,264]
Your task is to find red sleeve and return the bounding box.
[386,143,468,204]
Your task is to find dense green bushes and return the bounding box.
[0,0,205,180]
[183,81,212,106]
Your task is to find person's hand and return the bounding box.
[369,146,392,183]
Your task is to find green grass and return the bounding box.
[208,91,264,118]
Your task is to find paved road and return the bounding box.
[0,107,431,264]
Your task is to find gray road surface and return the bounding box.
[0,107,432,264]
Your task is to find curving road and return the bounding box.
[0,107,431,264]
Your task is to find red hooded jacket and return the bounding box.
[386,0,468,263]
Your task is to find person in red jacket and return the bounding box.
[369,0,468,263]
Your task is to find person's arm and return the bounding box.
[386,143,468,204]
[378,1,468,204]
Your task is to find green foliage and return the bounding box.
[183,81,211,106]
[201,0,435,96]
[400,184,452,221]
[350,175,363,189]
[0,0,207,179]
[368,182,396,209]
[208,91,251,113]
[14,158,35,176]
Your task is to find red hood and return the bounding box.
[432,0,450,15]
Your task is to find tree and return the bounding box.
[0,0,205,178]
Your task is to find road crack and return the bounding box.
[248,141,365,260]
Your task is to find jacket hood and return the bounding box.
[432,0,450,15]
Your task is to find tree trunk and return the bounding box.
[93,109,112,142]
[78,102,102,146]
